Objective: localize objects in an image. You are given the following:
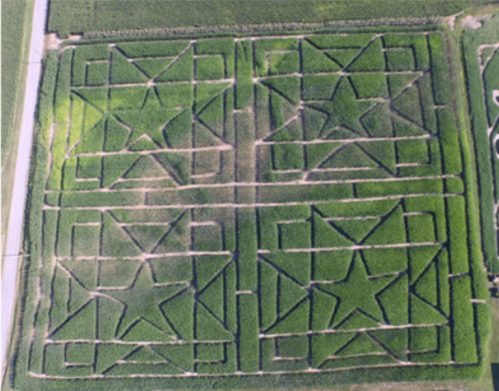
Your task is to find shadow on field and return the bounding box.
[492,363,499,391]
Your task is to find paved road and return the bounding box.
[1,0,50,374]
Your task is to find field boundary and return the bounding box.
[462,14,499,273]
[47,0,493,38]
[9,24,491,390]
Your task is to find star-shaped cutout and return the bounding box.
[101,263,187,339]
[320,252,396,328]
[114,107,182,148]
[307,77,376,137]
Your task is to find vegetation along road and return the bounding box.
[1,0,49,372]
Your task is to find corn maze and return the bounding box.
[13,28,490,389]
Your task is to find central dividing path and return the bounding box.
[1,0,50,373]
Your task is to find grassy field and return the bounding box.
[6,24,492,390]
[46,0,495,37]
[1,0,35,266]
[462,12,499,275]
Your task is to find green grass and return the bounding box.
[383,33,430,71]
[196,55,225,80]
[72,45,110,85]
[236,40,253,109]
[197,38,235,78]
[117,40,189,57]
[356,178,444,197]
[156,47,193,82]
[349,73,388,98]
[47,0,493,37]
[396,139,429,164]
[386,48,416,71]
[303,74,340,100]
[270,52,300,75]
[410,326,438,352]
[87,62,110,86]
[348,38,385,71]
[272,143,304,170]
[1,0,35,267]
[77,155,102,178]
[1,0,33,165]
[451,276,479,363]
[462,12,499,273]
[429,32,453,105]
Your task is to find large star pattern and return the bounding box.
[307,77,377,137]
[115,107,182,148]
[321,252,396,327]
[100,263,187,339]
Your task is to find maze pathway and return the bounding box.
[12,28,490,389]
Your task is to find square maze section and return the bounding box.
[18,28,489,389]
